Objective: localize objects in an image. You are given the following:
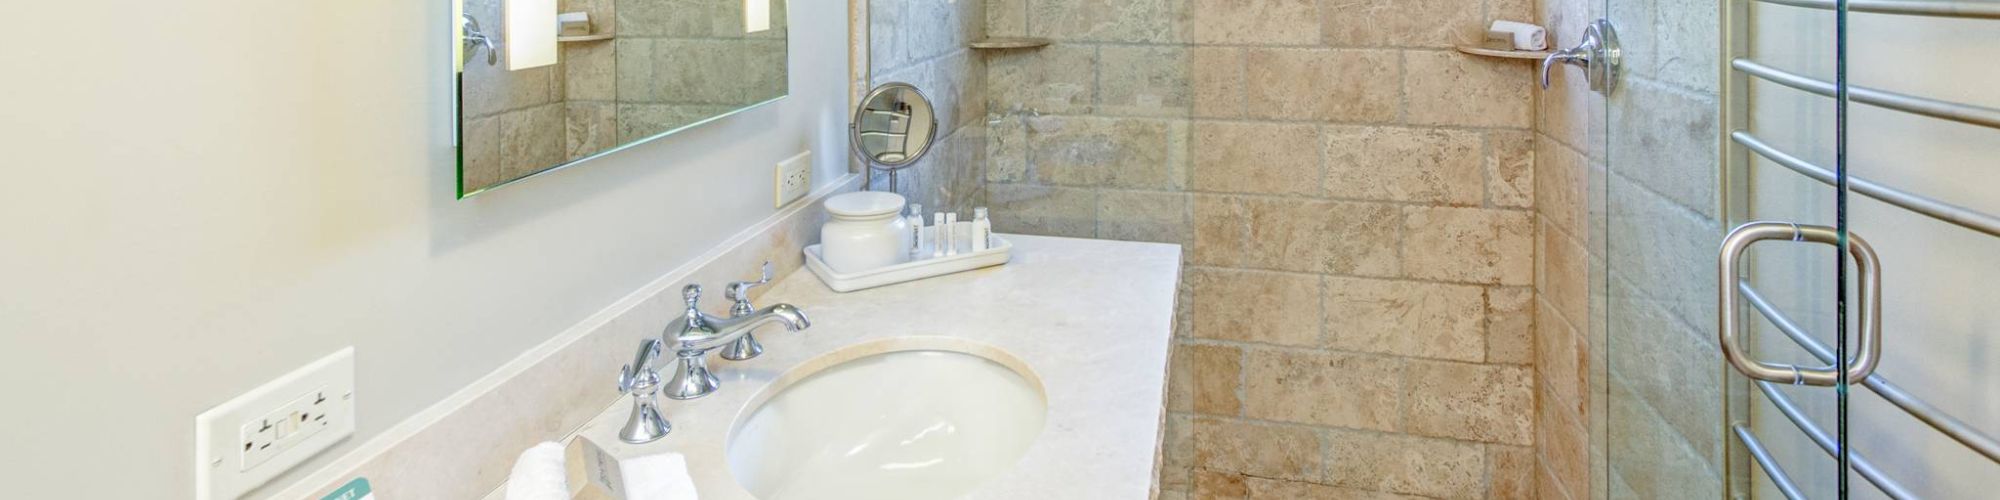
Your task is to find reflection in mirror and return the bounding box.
[849,83,937,192]
[455,0,790,198]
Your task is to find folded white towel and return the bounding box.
[565,436,699,500]
[618,453,698,500]
[1488,20,1548,51]
[506,442,571,500]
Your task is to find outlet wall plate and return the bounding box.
[775,150,812,208]
[196,347,357,500]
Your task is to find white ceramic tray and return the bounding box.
[804,236,1012,292]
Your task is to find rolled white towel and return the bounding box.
[564,434,700,500]
[506,442,571,500]
[618,453,698,500]
[1488,20,1548,51]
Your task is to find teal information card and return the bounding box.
[320,478,374,500]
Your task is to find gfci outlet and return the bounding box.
[775,150,812,208]
[196,347,356,500]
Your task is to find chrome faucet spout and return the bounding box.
[675,304,809,352]
[620,272,811,434]
[659,282,810,400]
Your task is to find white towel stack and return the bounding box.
[498,437,700,500]
[609,453,699,500]
[506,442,570,500]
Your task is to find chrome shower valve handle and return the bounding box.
[1540,19,1621,93]
[461,14,499,67]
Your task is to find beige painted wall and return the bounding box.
[0,0,849,497]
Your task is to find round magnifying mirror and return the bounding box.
[849,83,938,172]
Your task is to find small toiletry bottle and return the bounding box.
[932,212,947,258]
[944,213,960,256]
[971,207,991,251]
[906,203,926,260]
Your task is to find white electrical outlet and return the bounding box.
[775,151,812,208]
[196,348,356,500]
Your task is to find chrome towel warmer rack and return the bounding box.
[1718,0,2000,498]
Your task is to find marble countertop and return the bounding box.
[559,234,1181,499]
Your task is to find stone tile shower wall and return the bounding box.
[975,0,1546,497]
[612,0,789,143]
[461,0,586,189]
[865,0,989,214]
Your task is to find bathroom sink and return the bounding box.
[725,346,1047,500]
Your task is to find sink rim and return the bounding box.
[723,336,1049,446]
[720,336,1050,494]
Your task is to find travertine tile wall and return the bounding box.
[1530,2,1604,492]
[1599,0,1727,494]
[613,0,789,143]
[974,0,1544,497]
[1532,0,1726,497]
[461,0,574,190]
[864,0,989,214]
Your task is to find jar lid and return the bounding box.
[824,191,907,217]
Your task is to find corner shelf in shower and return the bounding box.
[1453,45,1552,60]
[969,37,1052,50]
[558,33,616,43]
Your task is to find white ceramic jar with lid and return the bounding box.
[820,191,911,273]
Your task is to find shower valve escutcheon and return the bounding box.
[1540,18,1622,94]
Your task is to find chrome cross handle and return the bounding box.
[720,262,776,361]
[1540,19,1621,93]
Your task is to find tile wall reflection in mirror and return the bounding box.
[456,0,789,197]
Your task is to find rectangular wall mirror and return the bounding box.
[455,0,789,197]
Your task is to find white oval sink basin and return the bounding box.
[725,346,1047,500]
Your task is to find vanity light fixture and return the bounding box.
[504,0,558,70]
[745,0,771,33]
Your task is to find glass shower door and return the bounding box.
[1582,0,1860,496]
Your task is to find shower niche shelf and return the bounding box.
[1454,45,1552,60]
[559,33,616,43]
[969,37,1052,50]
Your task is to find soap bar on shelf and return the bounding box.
[558,12,592,36]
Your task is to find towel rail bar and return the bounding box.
[1757,0,2000,19]
[1735,423,1810,500]
[1733,58,2000,130]
[1739,282,2000,463]
[1755,380,1919,500]
[1732,131,2000,238]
